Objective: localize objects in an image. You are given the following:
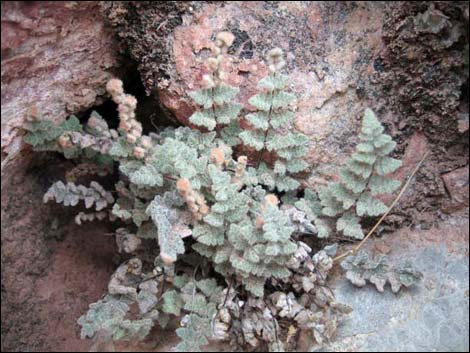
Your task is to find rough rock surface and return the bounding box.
[326,216,469,352]
[1,1,122,163]
[104,2,387,168]
[103,1,469,218]
[442,166,470,212]
[375,1,469,217]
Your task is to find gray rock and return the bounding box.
[327,220,469,352]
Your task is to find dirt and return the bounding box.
[1,153,117,352]
[0,151,185,352]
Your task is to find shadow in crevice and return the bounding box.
[77,63,178,134]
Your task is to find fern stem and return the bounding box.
[333,151,430,263]
[256,74,277,168]
[222,278,233,307]
[211,72,222,137]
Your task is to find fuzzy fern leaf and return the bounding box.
[336,212,364,239]
[244,276,266,297]
[369,175,401,195]
[188,89,213,109]
[266,132,308,152]
[341,251,423,293]
[294,189,331,238]
[258,73,289,90]
[195,278,219,298]
[137,280,159,314]
[269,111,295,129]
[24,115,82,148]
[220,120,242,147]
[162,289,184,316]
[346,162,372,181]
[78,295,152,341]
[189,83,239,131]
[109,138,134,158]
[318,108,402,239]
[23,122,57,147]
[262,204,296,243]
[175,314,210,352]
[356,193,388,217]
[112,319,154,341]
[276,145,309,160]
[274,161,287,175]
[128,164,164,188]
[240,130,265,151]
[246,112,270,131]
[193,223,224,246]
[189,111,216,131]
[286,159,309,173]
[215,103,243,124]
[112,197,149,227]
[318,186,344,217]
[77,295,130,339]
[272,91,295,109]
[43,181,114,211]
[146,195,186,263]
[249,93,272,111]
[375,157,402,175]
[213,85,239,105]
[329,183,357,210]
[275,176,300,192]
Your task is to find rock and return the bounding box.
[104,1,386,170]
[329,216,469,352]
[104,2,468,219]
[377,1,469,214]
[442,166,470,213]
[378,132,432,206]
[1,3,469,350]
[1,1,123,163]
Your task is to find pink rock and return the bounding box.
[442,166,470,213]
[379,132,430,205]
[161,2,385,169]
[1,1,122,161]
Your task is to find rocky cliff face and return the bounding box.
[1,1,122,166]
[104,2,387,169]
[103,1,468,216]
[1,1,468,351]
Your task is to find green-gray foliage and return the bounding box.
[24,115,82,149]
[341,251,423,293]
[44,180,115,211]
[189,84,242,134]
[240,71,309,192]
[77,295,153,341]
[317,109,402,239]
[23,37,409,352]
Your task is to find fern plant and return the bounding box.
[316,108,402,239]
[23,32,419,352]
[241,47,310,192]
[188,32,243,139]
